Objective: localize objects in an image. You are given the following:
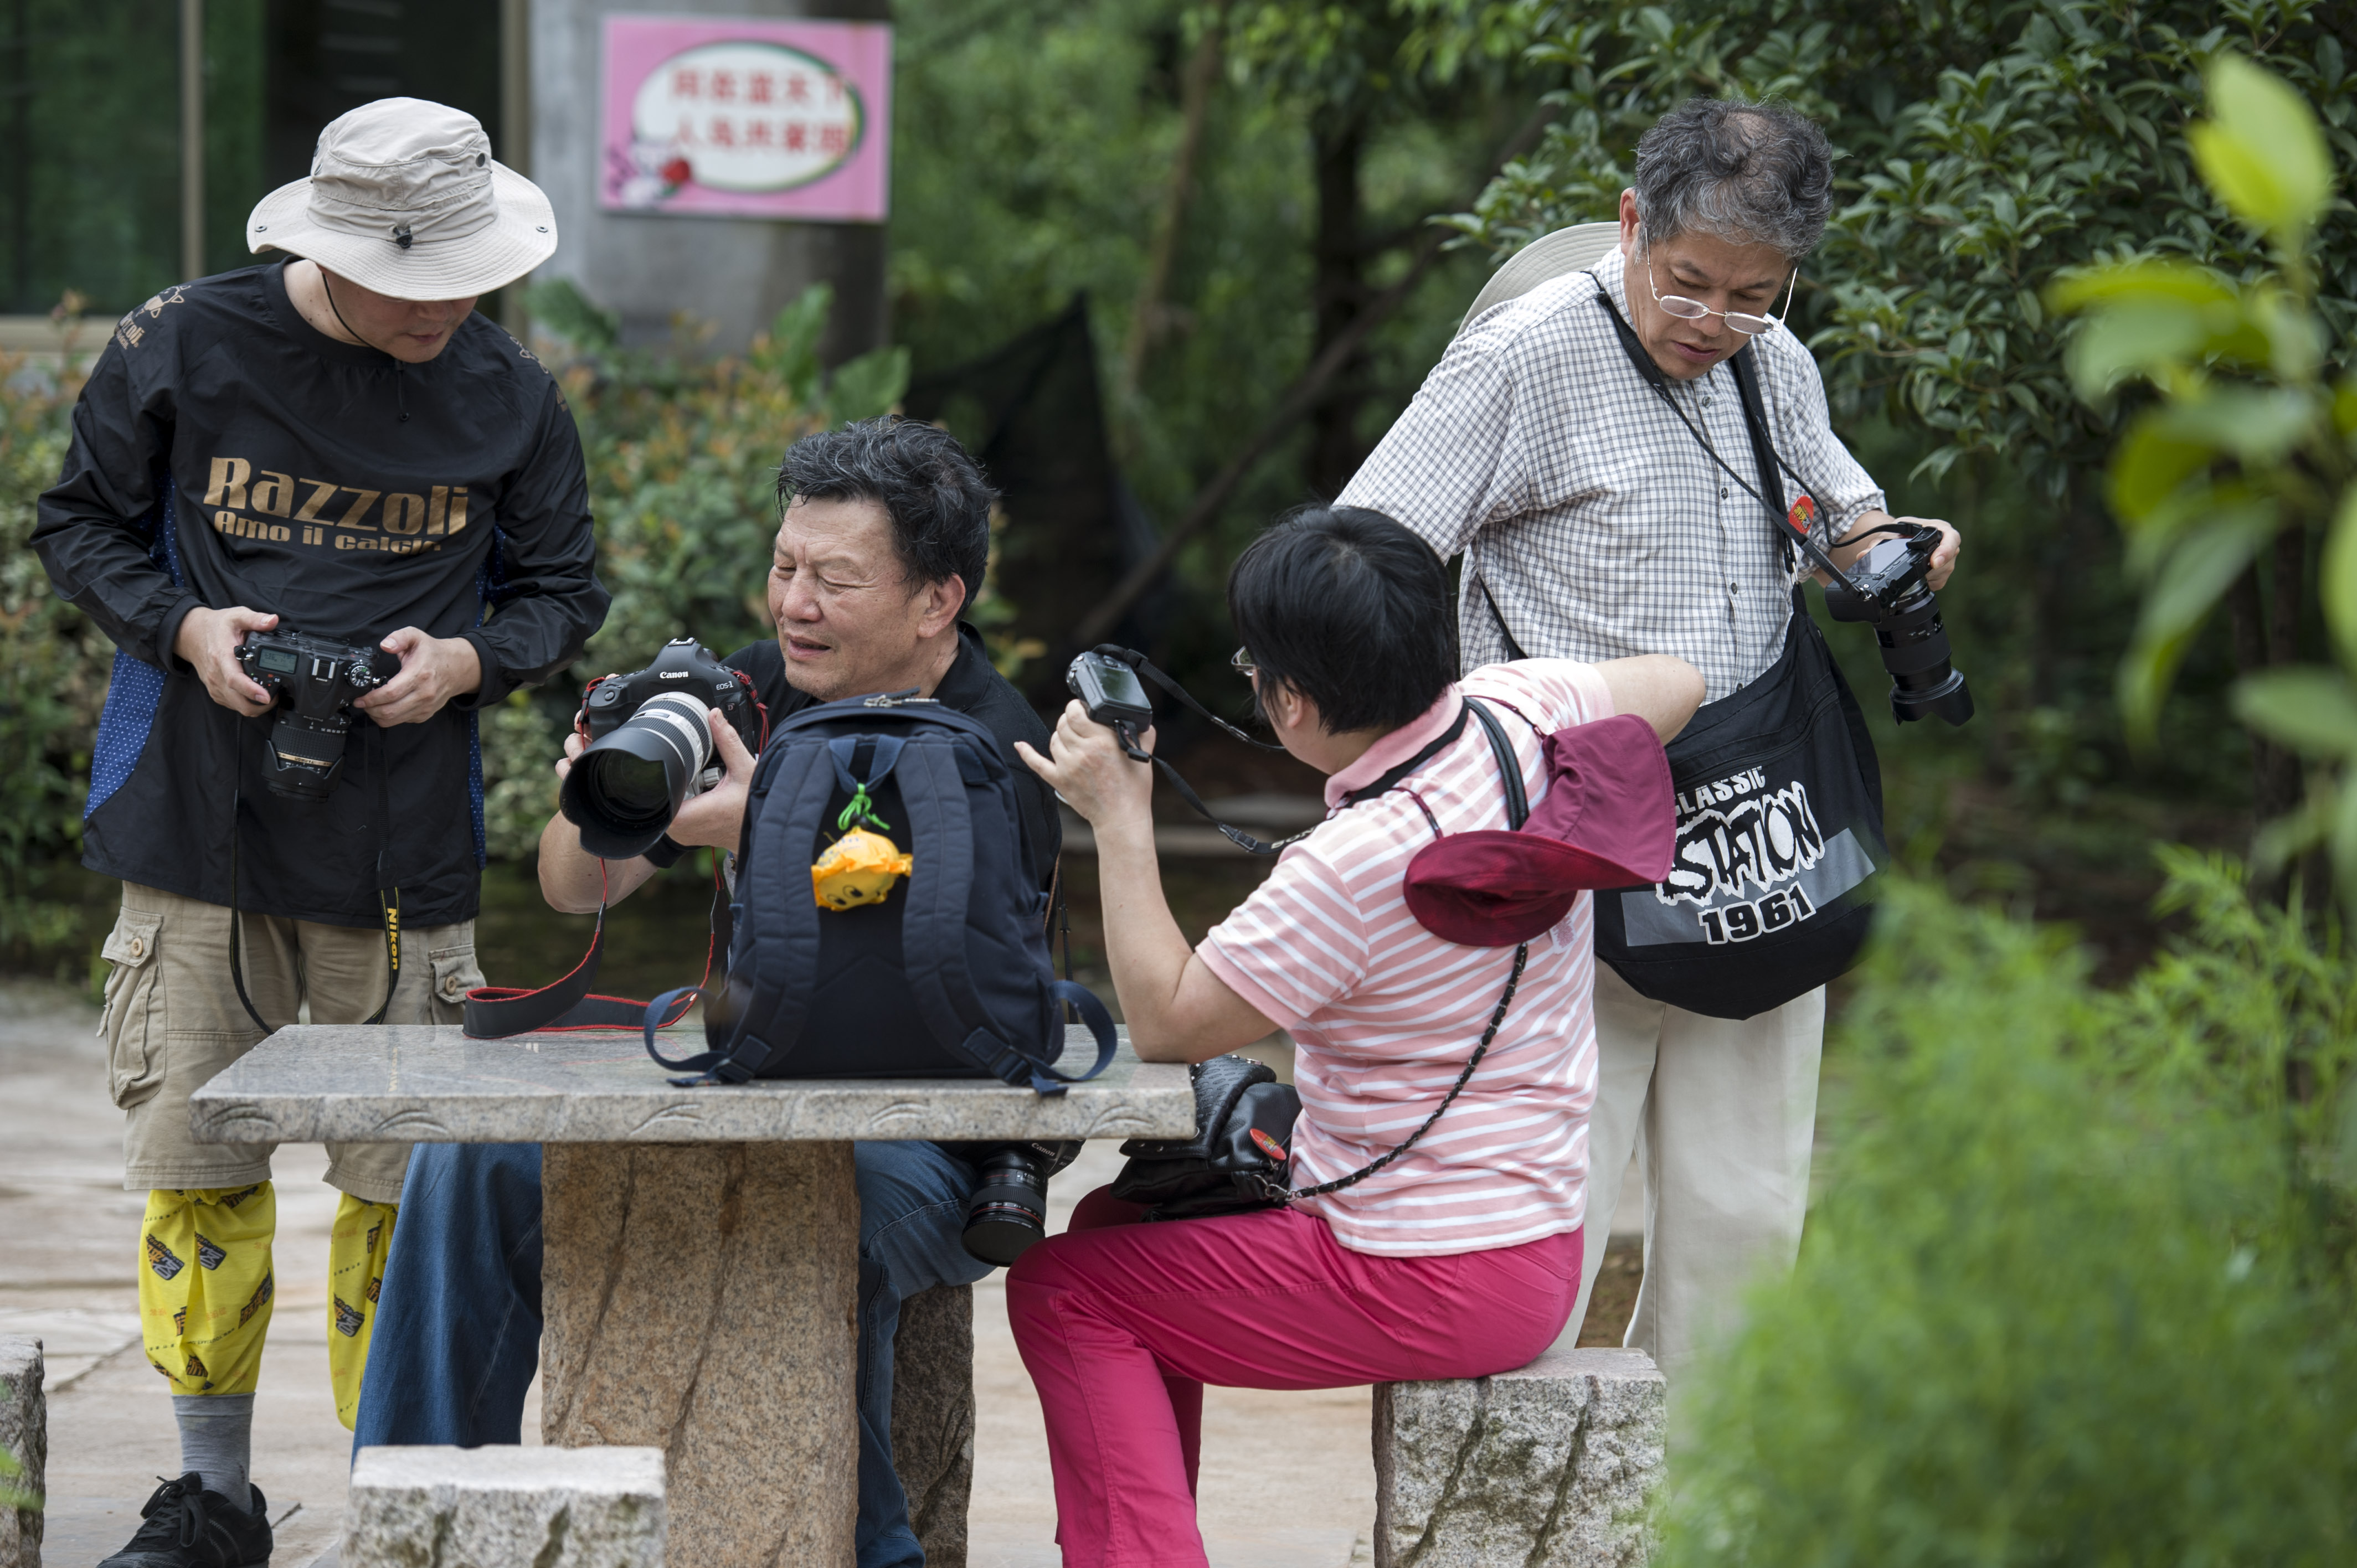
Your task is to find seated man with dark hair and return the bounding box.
[352,417,1058,1568]
[1010,505,1702,1565]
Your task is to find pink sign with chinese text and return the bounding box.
[601,14,892,221]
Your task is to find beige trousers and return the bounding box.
[1557,962,1825,1381]
[100,881,484,1204]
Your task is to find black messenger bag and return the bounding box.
[1582,285,1888,1019]
[1592,596,1886,1019]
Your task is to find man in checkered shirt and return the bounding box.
[1339,97,1962,1382]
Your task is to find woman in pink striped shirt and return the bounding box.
[1012,507,1701,1568]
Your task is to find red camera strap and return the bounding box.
[461,860,722,1038]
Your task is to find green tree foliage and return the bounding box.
[2054,54,2357,885]
[888,0,1520,648]
[1659,863,2357,1565]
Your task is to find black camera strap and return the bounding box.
[1086,646,1321,857]
[1591,285,1879,592]
[226,722,401,1034]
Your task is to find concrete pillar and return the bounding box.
[541,1142,860,1567]
[0,1338,41,1568]
[343,1446,666,1567]
[1373,1346,1666,1567]
[528,0,889,359]
[891,1285,974,1568]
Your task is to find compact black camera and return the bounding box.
[961,1139,1083,1265]
[1068,650,1154,731]
[1068,649,1157,764]
[235,630,402,798]
[560,638,767,859]
[1821,523,1974,727]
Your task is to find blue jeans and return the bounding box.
[353,1140,994,1568]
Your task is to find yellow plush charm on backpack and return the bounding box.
[813,827,913,910]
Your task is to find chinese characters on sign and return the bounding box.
[601,16,892,221]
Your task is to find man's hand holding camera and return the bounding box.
[354,625,483,726]
[174,605,280,718]
[1834,511,1961,590]
[550,705,759,849]
[174,604,482,726]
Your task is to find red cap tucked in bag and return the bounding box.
[1402,713,1675,947]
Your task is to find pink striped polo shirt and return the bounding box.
[1197,659,1615,1257]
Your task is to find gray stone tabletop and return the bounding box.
[188,1024,1193,1146]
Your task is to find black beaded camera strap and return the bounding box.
[1283,698,1529,1203]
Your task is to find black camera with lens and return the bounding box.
[961,1139,1083,1265]
[560,638,768,859]
[1820,523,1974,727]
[235,629,402,798]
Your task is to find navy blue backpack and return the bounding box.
[643,693,1117,1094]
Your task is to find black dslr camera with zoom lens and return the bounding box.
[1820,522,1974,727]
[961,1140,1083,1265]
[560,638,767,860]
[236,630,402,798]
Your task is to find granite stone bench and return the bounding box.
[0,1337,40,1568]
[1373,1345,1665,1568]
[343,1446,666,1567]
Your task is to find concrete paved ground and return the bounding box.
[3,979,1638,1566]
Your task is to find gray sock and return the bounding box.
[172,1392,256,1513]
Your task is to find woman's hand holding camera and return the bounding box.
[173,605,278,717]
[1017,701,1156,836]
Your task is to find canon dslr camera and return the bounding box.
[961,1139,1083,1265]
[1821,522,1973,726]
[236,630,402,798]
[560,638,767,859]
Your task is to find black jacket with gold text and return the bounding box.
[34,261,610,927]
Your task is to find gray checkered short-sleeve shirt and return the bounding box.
[1338,247,1885,700]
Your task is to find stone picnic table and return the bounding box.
[188,1023,1191,1567]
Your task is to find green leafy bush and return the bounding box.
[0,344,110,960]
[1659,864,2357,1565]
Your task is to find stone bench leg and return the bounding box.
[1373,1345,1665,1567]
[891,1284,975,1568]
[344,1445,665,1566]
[1,1337,42,1568]
[541,1142,859,1567]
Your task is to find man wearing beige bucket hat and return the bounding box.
[34,97,608,1568]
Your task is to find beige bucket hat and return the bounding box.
[246,97,557,300]
[1456,220,1622,336]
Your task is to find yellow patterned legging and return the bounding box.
[139,1184,398,1429]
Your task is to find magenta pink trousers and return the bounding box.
[1006,1186,1583,1567]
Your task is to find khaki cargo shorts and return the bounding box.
[99,882,485,1205]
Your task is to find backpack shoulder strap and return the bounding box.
[896,729,1116,1096]
[643,732,837,1082]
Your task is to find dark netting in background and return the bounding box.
[903,296,1170,712]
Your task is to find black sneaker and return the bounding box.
[98,1473,274,1567]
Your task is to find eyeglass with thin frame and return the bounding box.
[1644,257,1798,336]
[1231,647,1257,680]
